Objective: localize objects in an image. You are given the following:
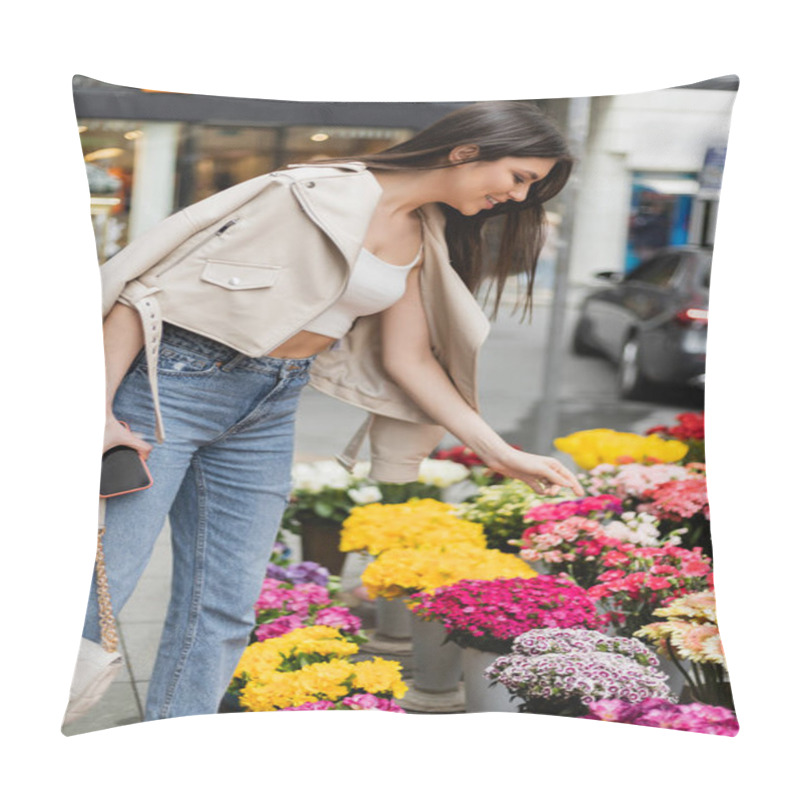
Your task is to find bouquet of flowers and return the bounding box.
[361,543,536,600]
[230,625,407,712]
[602,511,682,548]
[513,495,627,588]
[339,498,486,556]
[456,480,546,552]
[518,523,629,590]
[252,577,365,644]
[587,544,713,637]
[555,428,689,471]
[637,475,711,555]
[635,591,732,708]
[410,575,602,653]
[486,628,674,716]
[646,412,705,464]
[583,698,737,736]
[580,462,703,507]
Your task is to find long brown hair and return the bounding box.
[323,101,573,318]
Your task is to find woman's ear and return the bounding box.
[448,144,480,165]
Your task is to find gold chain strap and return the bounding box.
[96,499,119,654]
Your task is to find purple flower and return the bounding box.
[266,561,330,587]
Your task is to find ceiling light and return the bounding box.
[84,148,125,162]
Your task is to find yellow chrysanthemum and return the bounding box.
[291,659,354,702]
[234,626,408,711]
[362,543,536,599]
[554,429,689,470]
[340,498,486,555]
[352,658,408,698]
[233,626,356,679]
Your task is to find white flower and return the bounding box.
[291,460,351,492]
[417,458,470,488]
[352,461,371,480]
[347,485,383,505]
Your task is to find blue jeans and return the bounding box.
[82,324,315,720]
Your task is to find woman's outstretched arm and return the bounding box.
[381,266,583,496]
[101,302,153,458]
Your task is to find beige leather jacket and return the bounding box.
[100,163,490,482]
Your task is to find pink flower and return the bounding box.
[683,560,711,577]
[255,614,305,640]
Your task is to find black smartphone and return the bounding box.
[100,445,153,498]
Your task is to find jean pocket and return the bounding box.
[155,345,219,376]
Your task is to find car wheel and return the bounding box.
[572,316,599,356]
[618,334,651,400]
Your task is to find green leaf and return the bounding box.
[313,500,335,518]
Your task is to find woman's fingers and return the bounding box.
[537,460,584,497]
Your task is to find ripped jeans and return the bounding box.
[82,324,315,720]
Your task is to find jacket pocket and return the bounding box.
[200,260,283,290]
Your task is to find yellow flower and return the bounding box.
[233,626,408,711]
[362,543,536,599]
[340,498,486,555]
[554,429,688,469]
[352,658,408,698]
[292,660,354,702]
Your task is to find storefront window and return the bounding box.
[181,124,414,205]
[78,118,146,262]
[625,172,698,272]
[281,125,413,165]
[80,120,416,261]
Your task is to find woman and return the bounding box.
[83,100,584,721]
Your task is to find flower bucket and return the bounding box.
[656,652,689,697]
[462,647,517,713]
[375,597,412,640]
[299,520,347,576]
[409,615,462,693]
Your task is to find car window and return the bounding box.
[627,253,681,287]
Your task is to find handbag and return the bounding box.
[63,499,124,727]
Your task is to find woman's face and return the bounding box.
[441,150,558,216]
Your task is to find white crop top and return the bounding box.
[303,244,422,339]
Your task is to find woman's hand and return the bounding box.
[489,448,584,497]
[104,414,153,460]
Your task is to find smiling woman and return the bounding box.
[317,101,573,319]
[68,97,583,728]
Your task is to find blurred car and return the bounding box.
[572,245,711,399]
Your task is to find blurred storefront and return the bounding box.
[564,78,737,284]
[74,76,462,263]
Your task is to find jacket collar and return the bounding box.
[286,164,383,268]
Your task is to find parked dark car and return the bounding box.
[572,245,711,399]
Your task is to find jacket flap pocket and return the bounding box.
[201,260,283,290]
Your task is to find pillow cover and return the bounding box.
[63,75,738,737]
